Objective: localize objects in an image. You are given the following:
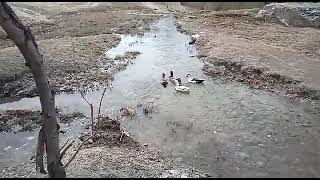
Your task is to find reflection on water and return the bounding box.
[0,15,319,177]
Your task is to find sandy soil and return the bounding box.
[175,9,320,104]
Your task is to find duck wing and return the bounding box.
[192,78,205,83]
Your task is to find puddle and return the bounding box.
[0,15,319,177]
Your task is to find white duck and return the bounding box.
[169,70,181,85]
[173,79,190,93]
[186,74,205,84]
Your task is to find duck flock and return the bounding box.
[161,70,205,93]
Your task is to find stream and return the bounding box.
[0,15,319,177]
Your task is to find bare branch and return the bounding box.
[90,104,94,135]
[63,136,92,169]
[78,89,95,135]
[119,132,124,142]
[97,87,107,124]
[58,140,74,160]
[59,139,70,152]
[59,139,70,154]
[79,90,91,106]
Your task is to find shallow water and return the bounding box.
[0,15,319,177]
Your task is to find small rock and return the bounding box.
[256,161,265,168]
[238,152,249,160]
[169,170,178,175]
[4,146,12,151]
[143,143,148,147]
[300,123,311,127]
[181,174,188,178]
[267,134,272,138]
[26,136,35,141]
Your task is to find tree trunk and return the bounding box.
[0,2,66,178]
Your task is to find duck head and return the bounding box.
[186,74,191,78]
[170,70,173,77]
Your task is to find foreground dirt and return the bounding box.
[175,9,320,105]
[0,117,208,178]
[0,3,160,102]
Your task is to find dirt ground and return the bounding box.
[0,2,160,101]
[0,146,207,178]
[175,9,320,104]
[0,116,208,178]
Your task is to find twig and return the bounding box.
[63,136,92,168]
[79,89,94,134]
[58,140,75,160]
[119,132,124,142]
[79,90,91,106]
[27,168,35,178]
[97,87,107,124]
[90,104,94,135]
[59,139,70,153]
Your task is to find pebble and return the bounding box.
[26,137,35,141]
[143,143,148,147]
[181,174,188,178]
[238,152,249,160]
[256,161,265,168]
[267,134,272,138]
[4,146,12,151]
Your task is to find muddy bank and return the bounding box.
[80,117,139,148]
[175,9,320,105]
[0,3,161,102]
[257,3,320,28]
[0,116,208,178]
[0,3,159,49]
[0,37,142,101]
[0,110,41,132]
[202,57,320,103]
[0,109,85,133]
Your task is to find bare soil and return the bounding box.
[175,9,320,105]
[0,116,208,178]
